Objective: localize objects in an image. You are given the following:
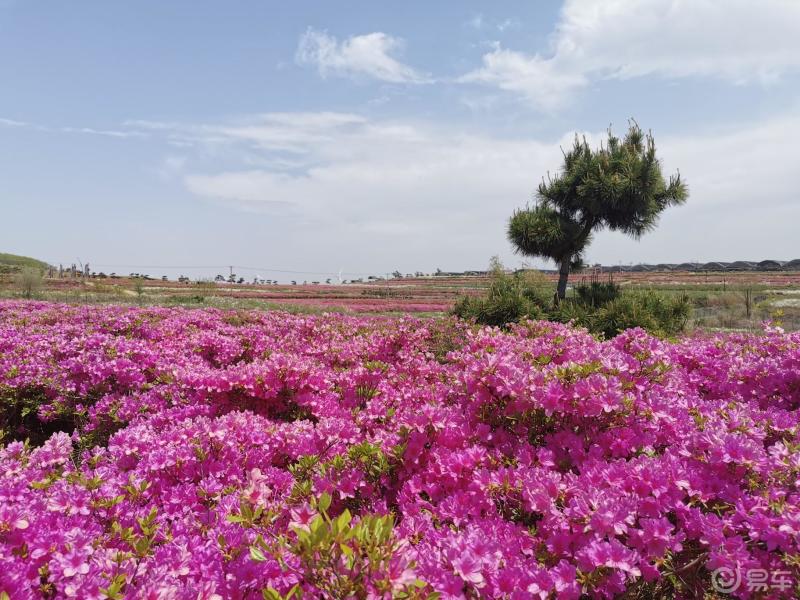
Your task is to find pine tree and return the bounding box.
[508,121,688,301]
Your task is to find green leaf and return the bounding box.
[340,543,354,569]
[134,537,151,556]
[309,516,327,545]
[99,574,127,600]
[317,492,331,514]
[250,546,267,562]
[293,527,310,544]
[336,509,352,530]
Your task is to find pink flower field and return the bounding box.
[1,300,799,599]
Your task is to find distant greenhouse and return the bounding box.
[784,259,800,270]
[675,262,700,271]
[700,262,730,271]
[726,261,756,271]
[439,260,800,278]
[756,260,785,271]
[575,260,799,274]
[631,264,656,272]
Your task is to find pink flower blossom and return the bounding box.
[0,301,797,598]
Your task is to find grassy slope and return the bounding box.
[0,252,50,273]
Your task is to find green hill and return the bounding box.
[0,252,50,275]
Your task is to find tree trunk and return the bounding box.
[555,258,570,303]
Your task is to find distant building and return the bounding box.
[700,262,729,271]
[756,260,785,271]
[726,261,756,271]
[785,259,800,270]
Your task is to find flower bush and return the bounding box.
[0,300,799,599]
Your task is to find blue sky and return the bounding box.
[2,0,799,280]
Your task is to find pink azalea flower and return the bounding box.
[451,553,485,587]
[289,504,317,533]
[58,548,92,578]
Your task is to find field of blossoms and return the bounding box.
[1,300,799,599]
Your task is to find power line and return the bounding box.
[89,264,226,270]
[234,265,371,276]
[85,263,376,277]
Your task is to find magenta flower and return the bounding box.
[451,553,485,587]
[289,504,317,533]
[56,547,92,578]
[0,302,798,598]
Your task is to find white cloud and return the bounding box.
[185,170,301,209]
[1,117,145,138]
[458,45,586,112]
[60,126,144,138]
[466,14,520,32]
[155,155,188,180]
[496,18,520,33]
[467,14,485,30]
[296,28,430,84]
[128,112,367,153]
[461,0,800,109]
[660,115,800,210]
[177,112,558,263]
[0,117,28,127]
[143,110,800,268]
